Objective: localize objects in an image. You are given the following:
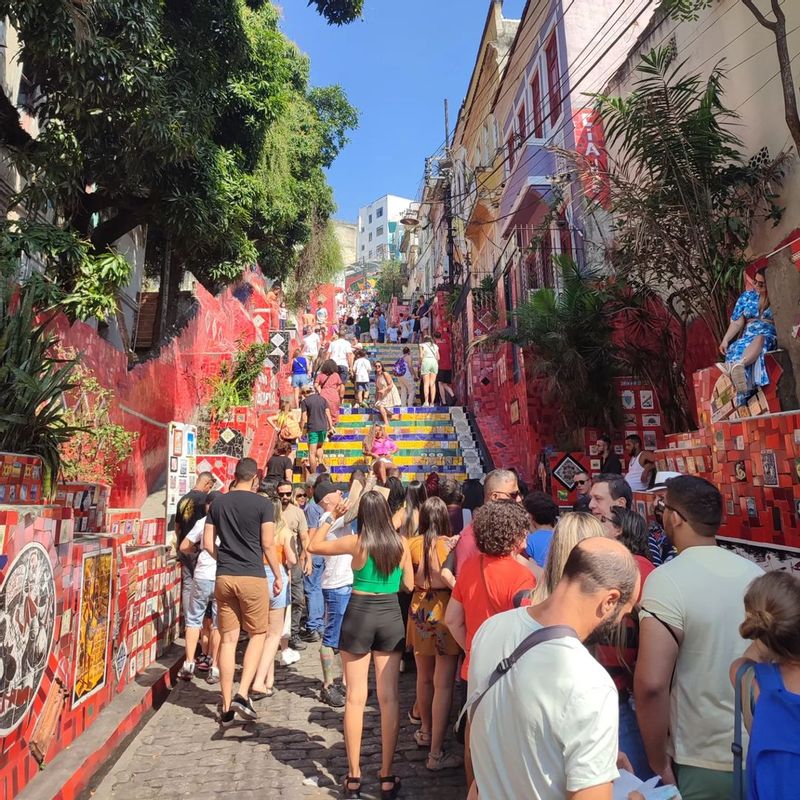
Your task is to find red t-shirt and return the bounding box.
[454,522,477,573]
[594,554,655,694]
[451,554,536,680]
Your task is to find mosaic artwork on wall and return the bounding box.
[0,542,56,735]
[72,550,113,707]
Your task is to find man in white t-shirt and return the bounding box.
[352,349,372,407]
[178,492,222,684]
[635,475,762,799]
[327,331,354,400]
[302,326,321,362]
[468,537,639,800]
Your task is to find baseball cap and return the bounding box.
[314,481,348,504]
[647,471,683,492]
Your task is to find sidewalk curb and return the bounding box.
[16,644,184,800]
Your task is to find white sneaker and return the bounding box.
[178,661,195,680]
[205,666,220,684]
[280,648,301,666]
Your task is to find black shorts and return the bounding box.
[438,369,452,384]
[338,593,405,654]
[337,365,349,383]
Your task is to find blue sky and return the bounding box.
[279,0,528,222]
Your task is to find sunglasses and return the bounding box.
[278,492,293,498]
[575,479,589,486]
[754,280,766,287]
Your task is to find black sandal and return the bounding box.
[379,775,401,800]
[342,775,361,798]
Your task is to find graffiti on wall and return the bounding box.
[72,550,113,707]
[0,542,56,735]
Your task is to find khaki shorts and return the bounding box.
[215,575,269,634]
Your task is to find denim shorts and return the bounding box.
[265,565,289,609]
[291,373,311,388]
[356,381,369,393]
[322,585,352,649]
[185,577,217,628]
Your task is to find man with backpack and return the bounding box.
[395,346,417,407]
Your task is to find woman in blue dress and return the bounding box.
[719,267,777,403]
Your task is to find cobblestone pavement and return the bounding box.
[88,644,467,800]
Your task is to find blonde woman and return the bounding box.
[251,498,297,698]
[531,512,605,602]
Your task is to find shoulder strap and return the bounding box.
[462,623,578,725]
[732,659,756,800]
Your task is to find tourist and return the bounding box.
[299,384,334,479]
[328,331,354,401]
[531,512,605,602]
[468,538,640,799]
[522,491,559,569]
[178,491,222,684]
[595,507,656,779]
[419,335,440,407]
[370,314,379,343]
[635,476,763,797]
[374,361,401,426]
[378,311,387,343]
[461,478,484,518]
[278,301,288,330]
[274,480,310,653]
[437,475,468,535]
[175,471,215,616]
[352,348,372,408]
[444,501,536,786]
[646,471,680,565]
[308,478,373,707]
[572,470,592,512]
[300,476,329,645]
[608,507,652,562]
[719,266,776,402]
[589,473,633,535]
[302,325,321,369]
[385,476,406,528]
[395,346,418,407]
[290,348,311,407]
[399,480,428,538]
[203,458,282,726]
[433,331,454,407]
[251,495,297,696]
[454,469,522,572]
[510,467,529,499]
[316,359,343,424]
[302,307,315,331]
[363,423,399,485]
[400,315,413,344]
[265,440,294,483]
[266,398,302,461]
[732,571,800,798]
[307,491,413,799]
[293,485,309,510]
[407,497,462,771]
[596,434,623,474]
[412,299,422,343]
[387,321,399,343]
[624,434,657,491]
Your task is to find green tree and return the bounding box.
[499,257,621,448]
[375,260,405,305]
[0,1,357,326]
[308,0,365,25]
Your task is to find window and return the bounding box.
[506,132,516,171]
[369,214,372,224]
[545,33,561,124]
[517,104,527,144]
[531,71,544,138]
[368,250,373,259]
[361,244,365,251]
[360,226,365,233]
[369,232,373,242]
[376,225,384,236]
[376,207,383,218]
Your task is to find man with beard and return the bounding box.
[467,537,639,799]
[635,476,762,799]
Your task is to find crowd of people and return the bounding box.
[173,450,798,799]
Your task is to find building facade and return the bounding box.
[356,193,415,264]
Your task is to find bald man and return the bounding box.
[468,538,639,800]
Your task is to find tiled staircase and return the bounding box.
[294,342,485,483]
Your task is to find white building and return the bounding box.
[356,194,415,264]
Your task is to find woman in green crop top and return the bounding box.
[308,491,413,800]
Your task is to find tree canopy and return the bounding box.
[0,0,358,323]
[308,0,365,25]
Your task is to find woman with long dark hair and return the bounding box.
[408,497,461,771]
[374,361,400,426]
[399,480,428,538]
[307,491,413,799]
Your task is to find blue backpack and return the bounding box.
[393,357,407,377]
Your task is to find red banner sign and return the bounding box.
[573,109,611,209]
